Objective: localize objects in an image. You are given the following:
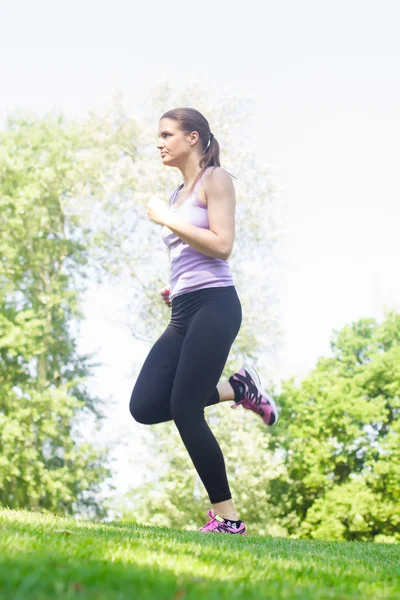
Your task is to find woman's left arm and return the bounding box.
[164,168,236,260]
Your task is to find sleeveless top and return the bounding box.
[161,166,235,301]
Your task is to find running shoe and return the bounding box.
[199,510,246,535]
[229,364,279,426]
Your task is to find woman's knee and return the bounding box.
[129,393,152,424]
[130,389,173,425]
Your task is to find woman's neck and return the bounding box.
[178,158,203,190]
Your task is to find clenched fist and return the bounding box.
[159,285,172,307]
[147,196,170,226]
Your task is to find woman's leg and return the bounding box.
[129,324,184,424]
[129,324,221,425]
[169,288,242,510]
[216,382,235,402]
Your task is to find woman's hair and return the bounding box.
[160,107,237,193]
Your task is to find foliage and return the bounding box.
[0,111,125,515]
[0,88,284,519]
[270,310,400,541]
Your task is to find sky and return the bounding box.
[1,0,399,499]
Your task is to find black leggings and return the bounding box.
[129,285,242,504]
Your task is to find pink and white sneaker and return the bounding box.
[199,510,246,535]
[229,364,279,426]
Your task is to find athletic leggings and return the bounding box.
[129,285,242,504]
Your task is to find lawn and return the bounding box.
[0,508,399,599]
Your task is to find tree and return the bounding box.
[0,104,138,515]
[269,310,400,542]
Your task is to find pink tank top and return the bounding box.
[161,166,235,301]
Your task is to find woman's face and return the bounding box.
[157,118,198,166]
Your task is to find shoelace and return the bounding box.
[233,371,274,425]
[248,389,263,408]
[202,511,219,531]
[232,375,263,409]
[242,379,263,410]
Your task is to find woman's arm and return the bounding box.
[164,168,236,260]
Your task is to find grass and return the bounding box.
[0,509,399,599]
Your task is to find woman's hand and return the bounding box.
[147,196,170,226]
[159,285,172,307]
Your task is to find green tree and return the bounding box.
[0,105,137,515]
[271,310,400,542]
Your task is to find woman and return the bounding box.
[129,107,279,535]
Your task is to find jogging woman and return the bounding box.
[129,107,279,535]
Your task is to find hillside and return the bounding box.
[0,508,399,599]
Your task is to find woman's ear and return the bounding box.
[189,131,199,146]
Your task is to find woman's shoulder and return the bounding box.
[205,165,229,175]
[203,166,236,189]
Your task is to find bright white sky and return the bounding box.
[1,0,399,499]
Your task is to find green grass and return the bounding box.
[0,509,399,599]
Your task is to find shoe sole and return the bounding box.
[243,364,280,426]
